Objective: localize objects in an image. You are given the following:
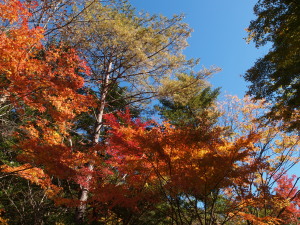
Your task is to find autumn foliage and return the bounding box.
[0,0,93,197]
[0,1,299,225]
[0,0,91,119]
[105,110,258,197]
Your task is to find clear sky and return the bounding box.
[129,1,300,177]
[130,0,270,99]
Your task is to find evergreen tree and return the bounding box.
[157,72,220,128]
[244,0,300,131]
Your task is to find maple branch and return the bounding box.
[0,166,35,179]
[276,178,300,219]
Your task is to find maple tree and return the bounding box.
[1,1,300,224]
[0,0,91,118]
[97,109,258,224]
[0,1,94,223]
[274,174,300,224]
[87,97,300,224]
[217,96,300,225]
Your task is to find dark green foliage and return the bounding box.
[244,0,300,130]
[157,87,220,128]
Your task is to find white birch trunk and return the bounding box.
[75,62,112,224]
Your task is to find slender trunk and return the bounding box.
[75,163,94,223]
[75,62,112,224]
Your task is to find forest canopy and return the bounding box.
[0,0,299,224]
[244,0,300,131]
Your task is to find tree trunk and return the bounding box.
[75,62,112,224]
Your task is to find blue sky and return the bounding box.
[130,0,270,98]
[130,1,300,177]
